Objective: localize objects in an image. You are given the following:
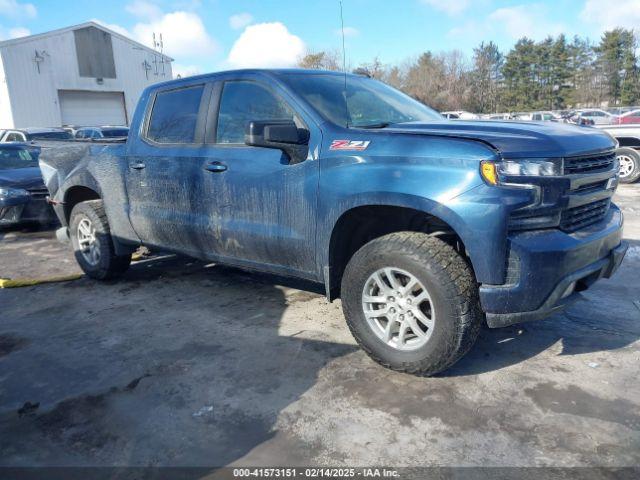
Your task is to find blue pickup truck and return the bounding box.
[40,69,627,375]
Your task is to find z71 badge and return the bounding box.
[330,140,371,151]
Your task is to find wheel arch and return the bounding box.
[322,196,475,299]
[615,137,640,149]
[63,185,101,224]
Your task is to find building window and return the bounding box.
[74,26,117,79]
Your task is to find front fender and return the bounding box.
[316,133,537,285]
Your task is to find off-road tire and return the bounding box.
[616,147,640,184]
[341,232,483,376]
[69,200,131,280]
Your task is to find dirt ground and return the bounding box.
[1,185,639,469]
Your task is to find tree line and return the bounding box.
[298,28,640,114]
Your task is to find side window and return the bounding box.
[216,81,296,144]
[76,130,86,139]
[6,132,21,141]
[147,85,204,144]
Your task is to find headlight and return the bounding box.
[0,187,29,200]
[480,159,561,185]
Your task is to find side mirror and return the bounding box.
[245,120,310,164]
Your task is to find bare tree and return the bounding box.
[297,50,342,71]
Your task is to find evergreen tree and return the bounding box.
[470,41,503,113]
[502,38,539,111]
[595,29,639,105]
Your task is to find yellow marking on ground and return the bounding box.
[0,274,83,288]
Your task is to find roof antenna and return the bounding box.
[339,0,349,128]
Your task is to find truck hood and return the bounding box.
[384,120,616,158]
[0,167,45,190]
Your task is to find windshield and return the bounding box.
[0,147,38,169]
[281,74,443,128]
[101,128,129,138]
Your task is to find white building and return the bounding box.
[0,21,173,128]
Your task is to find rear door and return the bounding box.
[124,82,217,255]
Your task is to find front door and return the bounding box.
[198,78,320,276]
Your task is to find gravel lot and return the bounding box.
[1,185,639,468]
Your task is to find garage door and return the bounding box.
[59,90,127,126]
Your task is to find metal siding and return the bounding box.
[74,27,116,79]
[0,27,172,128]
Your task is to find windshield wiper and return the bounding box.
[354,122,393,129]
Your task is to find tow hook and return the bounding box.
[46,196,64,206]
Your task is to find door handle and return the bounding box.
[129,162,146,170]
[204,162,227,173]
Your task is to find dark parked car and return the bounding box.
[40,69,626,375]
[0,143,56,226]
[75,126,129,140]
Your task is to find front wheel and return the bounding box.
[616,147,640,184]
[341,232,483,376]
[69,200,131,280]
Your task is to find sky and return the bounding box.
[0,0,639,77]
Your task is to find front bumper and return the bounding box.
[481,205,627,328]
[0,197,57,225]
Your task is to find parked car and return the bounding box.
[0,129,29,142]
[606,106,639,116]
[40,69,627,375]
[484,113,512,120]
[530,111,561,122]
[562,111,595,126]
[75,126,129,139]
[576,109,618,125]
[441,110,479,120]
[62,125,82,137]
[511,112,533,121]
[614,109,640,125]
[0,143,56,226]
[599,124,640,183]
[0,127,73,143]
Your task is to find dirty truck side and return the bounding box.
[39,69,628,375]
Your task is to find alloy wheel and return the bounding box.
[361,267,435,351]
[617,154,635,178]
[77,217,101,266]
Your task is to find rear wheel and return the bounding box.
[616,147,640,183]
[69,200,131,280]
[341,232,483,376]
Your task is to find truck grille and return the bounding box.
[26,187,49,199]
[564,151,616,174]
[560,198,610,232]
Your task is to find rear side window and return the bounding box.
[5,132,24,141]
[216,81,295,144]
[147,85,204,143]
